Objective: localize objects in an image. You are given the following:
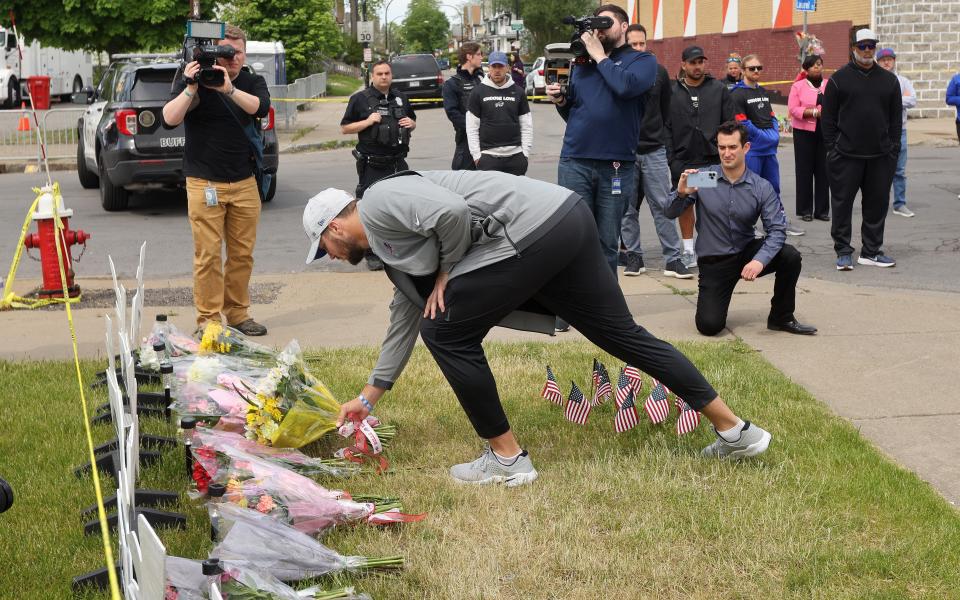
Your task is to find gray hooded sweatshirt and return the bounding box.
[359,170,578,389]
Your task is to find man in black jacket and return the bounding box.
[620,24,690,279]
[665,46,734,269]
[821,29,902,271]
[442,42,484,170]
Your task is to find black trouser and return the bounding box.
[355,155,408,199]
[827,153,896,257]
[418,200,718,440]
[695,239,801,337]
[793,128,830,219]
[477,152,528,176]
[451,138,476,171]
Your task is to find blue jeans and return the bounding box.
[746,152,781,195]
[558,157,636,274]
[892,129,908,208]
[621,147,682,264]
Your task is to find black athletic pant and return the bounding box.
[827,153,896,257]
[418,200,718,440]
[356,156,408,199]
[451,139,476,171]
[793,128,830,219]
[477,152,528,175]
[695,239,802,337]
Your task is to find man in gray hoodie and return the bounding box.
[303,170,772,486]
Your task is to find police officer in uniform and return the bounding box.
[442,41,483,170]
[342,60,416,270]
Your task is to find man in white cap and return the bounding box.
[302,170,773,487]
[821,29,903,271]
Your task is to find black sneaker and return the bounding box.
[232,319,268,336]
[617,251,628,267]
[365,253,384,271]
[624,252,645,276]
[663,259,694,279]
[555,317,570,333]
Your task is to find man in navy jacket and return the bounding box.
[546,3,656,277]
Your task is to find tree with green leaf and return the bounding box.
[489,0,596,59]
[401,0,449,55]
[6,0,186,56]
[221,0,344,81]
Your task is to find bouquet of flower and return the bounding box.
[213,503,404,581]
[199,321,279,365]
[200,449,423,536]
[194,427,359,479]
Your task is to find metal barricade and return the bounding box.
[268,71,328,130]
[0,106,85,162]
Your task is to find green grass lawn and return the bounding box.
[326,73,363,97]
[1,340,959,599]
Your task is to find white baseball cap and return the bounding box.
[303,188,354,264]
[855,29,878,43]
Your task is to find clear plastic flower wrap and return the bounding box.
[164,556,206,600]
[199,321,279,364]
[212,503,403,581]
[196,447,423,536]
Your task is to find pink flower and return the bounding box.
[256,494,277,513]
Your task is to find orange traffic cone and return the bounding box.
[16,102,30,132]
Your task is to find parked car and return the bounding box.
[525,56,545,100]
[75,57,278,211]
[389,54,443,105]
[436,57,450,70]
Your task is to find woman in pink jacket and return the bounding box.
[789,55,830,221]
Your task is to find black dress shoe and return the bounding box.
[767,320,817,335]
[814,215,830,221]
[800,214,813,222]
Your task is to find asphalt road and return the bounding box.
[2,103,959,292]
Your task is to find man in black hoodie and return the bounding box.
[443,42,484,170]
[666,46,734,269]
[821,29,902,271]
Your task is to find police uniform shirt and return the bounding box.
[341,86,416,156]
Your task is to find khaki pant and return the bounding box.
[186,176,261,327]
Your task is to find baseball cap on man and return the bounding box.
[488,51,509,66]
[876,48,896,59]
[303,188,354,264]
[682,46,707,62]
[855,29,878,43]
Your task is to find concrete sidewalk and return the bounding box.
[3,269,957,506]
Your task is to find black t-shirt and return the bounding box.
[341,86,416,156]
[731,84,775,129]
[467,82,529,150]
[167,70,271,182]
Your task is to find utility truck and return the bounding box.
[1,27,94,108]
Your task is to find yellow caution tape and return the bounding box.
[273,95,552,103]
[48,183,122,600]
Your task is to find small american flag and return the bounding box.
[592,361,612,406]
[614,390,640,433]
[540,365,563,404]
[614,368,633,408]
[624,365,643,392]
[644,378,671,424]
[675,396,701,435]
[564,381,591,425]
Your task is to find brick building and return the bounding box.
[615,0,957,117]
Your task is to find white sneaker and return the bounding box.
[449,445,539,487]
[701,421,771,460]
[892,206,915,218]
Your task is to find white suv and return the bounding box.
[525,56,545,99]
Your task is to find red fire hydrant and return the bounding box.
[23,188,91,299]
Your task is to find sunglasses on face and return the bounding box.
[745,65,763,72]
[857,42,877,50]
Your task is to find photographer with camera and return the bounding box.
[443,42,484,170]
[546,5,656,279]
[162,24,271,337]
[341,59,417,270]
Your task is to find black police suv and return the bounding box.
[389,54,444,105]
[75,58,278,211]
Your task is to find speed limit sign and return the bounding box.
[357,21,374,44]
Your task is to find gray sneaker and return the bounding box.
[681,250,698,269]
[449,445,539,487]
[701,421,771,460]
[663,259,694,279]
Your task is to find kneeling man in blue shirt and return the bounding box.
[666,121,817,336]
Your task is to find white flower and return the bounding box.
[187,356,223,384]
[260,420,279,441]
[138,345,160,372]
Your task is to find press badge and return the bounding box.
[611,161,622,195]
[204,186,218,207]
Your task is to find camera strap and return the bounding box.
[218,93,271,200]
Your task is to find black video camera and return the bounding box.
[181,20,235,88]
[562,15,614,58]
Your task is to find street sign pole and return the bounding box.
[362,0,369,87]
